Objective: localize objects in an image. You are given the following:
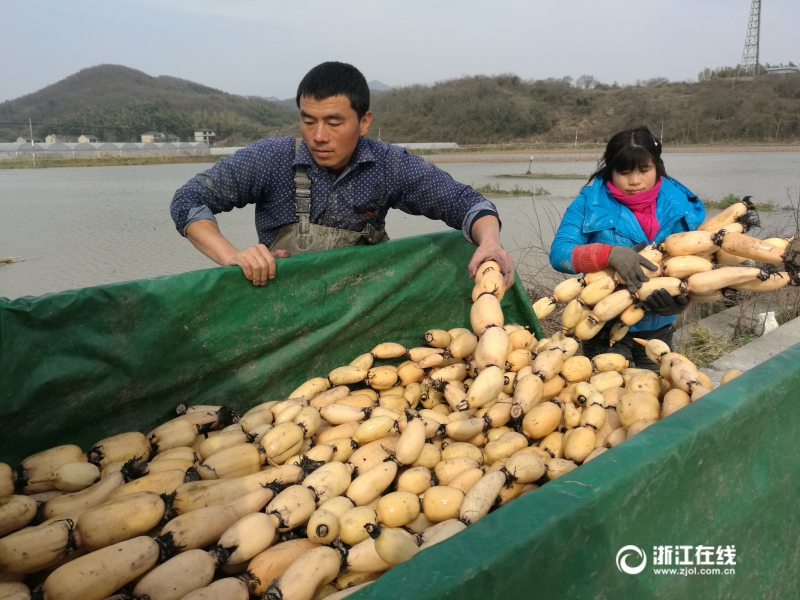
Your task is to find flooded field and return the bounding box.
[1,151,798,299]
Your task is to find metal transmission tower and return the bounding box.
[738,0,761,76]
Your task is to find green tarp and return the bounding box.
[0,231,539,464]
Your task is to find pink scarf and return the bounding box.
[606,178,662,242]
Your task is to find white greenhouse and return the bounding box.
[0,141,210,159]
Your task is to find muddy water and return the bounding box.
[1,152,798,299]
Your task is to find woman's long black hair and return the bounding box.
[588,126,668,184]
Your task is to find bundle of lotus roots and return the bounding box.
[532,197,798,345]
[0,260,745,600]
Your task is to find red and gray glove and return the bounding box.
[571,243,657,294]
[607,246,658,294]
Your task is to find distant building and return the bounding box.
[0,138,9,143]
[78,134,100,143]
[766,66,800,75]
[46,134,78,143]
[165,133,180,142]
[194,129,216,145]
[16,136,44,143]
[141,131,165,143]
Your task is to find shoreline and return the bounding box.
[0,155,219,170]
[412,143,800,155]
[1,143,798,170]
[422,144,800,163]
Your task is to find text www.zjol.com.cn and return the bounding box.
[616,545,736,576]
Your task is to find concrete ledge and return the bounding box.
[680,288,797,342]
[701,315,800,386]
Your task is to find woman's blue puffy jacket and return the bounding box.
[549,176,706,332]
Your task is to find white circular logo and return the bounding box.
[616,545,647,575]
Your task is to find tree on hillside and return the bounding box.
[698,66,738,81]
[636,77,669,87]
[575,75,599,90]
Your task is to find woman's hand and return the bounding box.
[608,246,658,293]
[645,289,689,316]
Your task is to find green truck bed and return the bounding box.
[1,230,797,599]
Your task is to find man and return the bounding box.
[170,62,514,287]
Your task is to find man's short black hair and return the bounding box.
[296,62,370,119]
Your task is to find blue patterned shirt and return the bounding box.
[170,136,498,246]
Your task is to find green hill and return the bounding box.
[0,64,298,144]
[368,73,800,145]
[2,65,798,146]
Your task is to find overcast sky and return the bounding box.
[1,0,798,103]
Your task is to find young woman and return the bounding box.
[549,126,705,368]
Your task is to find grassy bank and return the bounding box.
[408,143,800,156]
[676,325,756,368]
[496,172,587,179]
[0,155,220,169]
[702,193,784,211]
[419,144,800,164]
[473,183,551,196]
[428,155,598,164]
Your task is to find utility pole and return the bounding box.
[29,118,36,167]
[574,128,578,148]
[737,0,761,77]
[660,121,664,144]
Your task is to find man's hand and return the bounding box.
[469,215,515,289]
[226,245,290,286]
[185,220,289,286]
[469,243,515,289]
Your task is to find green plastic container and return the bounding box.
[4,230,796,598]
[352,341,800,599]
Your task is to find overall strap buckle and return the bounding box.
[293,138,312,216]
[361,222,384,245]
[293,164,311,215]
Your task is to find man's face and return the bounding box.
[299,94,372,175]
